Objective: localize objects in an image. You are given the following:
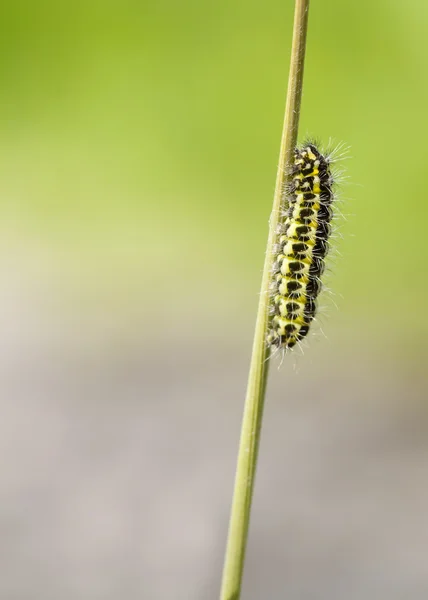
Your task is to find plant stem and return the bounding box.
[219,2,310,599]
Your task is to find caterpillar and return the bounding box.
[268,142,336,351]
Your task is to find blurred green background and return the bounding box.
[1,1,428,599]
[2,0,428,351]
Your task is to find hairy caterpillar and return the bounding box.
[268,142,336,351]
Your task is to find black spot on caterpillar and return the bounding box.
[268,142,336,351]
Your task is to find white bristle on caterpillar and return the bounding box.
[267,141,341,352]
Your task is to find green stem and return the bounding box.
[219,2,310,598]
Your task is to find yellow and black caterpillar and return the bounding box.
[268,143,334,350]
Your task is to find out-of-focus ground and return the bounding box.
[1,253,427,599]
